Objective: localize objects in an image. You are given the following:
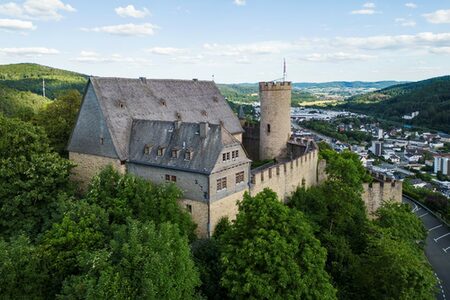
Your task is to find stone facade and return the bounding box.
[69,152,126,191]
[250,149,319,200]
[259,82,292,160]
[362,177,403,218]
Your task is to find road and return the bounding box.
[403,196,450,300]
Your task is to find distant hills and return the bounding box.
[292,81,408,89]
[0,63,87,99]
[0,63,87,120]
[341,76,450,133]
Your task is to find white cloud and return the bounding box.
[405,3,417,9]
[146,47,186,55]
[203,41,296,56]
[395,18,416,27]
[351,2,379,15]
[430,47,450,54]
[363,2,376,8]
[301,52,375,62]
[0,0,76,21]
[72,50,151,64]
[82,23,158,36]
[423,9,450,24]
[234,0,246,6]
[0,47,59,56]
[333,32,450,50]
[115,5,150,18]
[0,18,35,30]
[170,54,204,64]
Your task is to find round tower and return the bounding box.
[259,81,292,161]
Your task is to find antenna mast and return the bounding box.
[283,58,287,82]
[42,78,46,98]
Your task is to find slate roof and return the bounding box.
[90,77,243,160]
[128,120,241,174]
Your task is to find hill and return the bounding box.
[341,76,450,133]
[293,81,407,89]
[0,63,88,99]
[0,83,49,120]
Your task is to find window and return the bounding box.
[100,137,104,145]
[144,144,151,154]
[267,124,271,133]
[171,149,179,158]
[235,171,244,184]
[226,152,230,160]
[269,168,272,178]
[157,147,165,157]
[186,204,192,214]
[184,150,192,160]
[232,151,235,159]
[165,174,177,182]
[222,153,227,162]
[217,177,227,191]
[232,150,239,159]
[235,150,239,158]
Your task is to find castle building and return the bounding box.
[68,77,399,237]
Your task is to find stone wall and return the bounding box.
[249,149,319,200]
[362,178,402,217]
[69,152,126,192]
[179,198,209,238]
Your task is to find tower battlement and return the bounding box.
[259,81,292,91]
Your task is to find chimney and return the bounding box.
[199,122,209,138]
[139,77,147,84]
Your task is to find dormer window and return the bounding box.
[144,144,151,155]
[157,147,165,157]
[184,150,192,160]
[171,148,179,158]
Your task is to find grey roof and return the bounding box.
[128,120,240,174]
[90,77,243,160]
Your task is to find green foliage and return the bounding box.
[191,239,227,300]
[302,119,372,144]
[342,75,450,132]
[35,90,82,155]
[0,235,47,299]
[59,220,200,300]
[86,166,197,240]
[220,189,336,300]
[355,227,436,300]
[0,84,49,120]
[374,202,427,249]
[0,115,74,239]
[0,63,87,99]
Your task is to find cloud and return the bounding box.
[395,18,416,27]
[301,52,376,62]
[405,3,417,9]
[0,47,59,56]
[170,54,204,64]
[429,47,450,54]
[82,23,158,36]
[0,0,76,21]
[0,18,35,30]
[233,0,246,6]
[203,41,297,56]
[351,2,379,15]
[115,5,150,18]
[72,50,151,64]
[423,9,450,24]
[363,2,376,8]
[146,47,186,55]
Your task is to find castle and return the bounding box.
[68,77,401,237]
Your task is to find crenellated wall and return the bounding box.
[249,149,319,201]
[362,177,402,217]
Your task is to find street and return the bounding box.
[403,196,450,300]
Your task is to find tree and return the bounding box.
[355,227,436,300]
[59,220,200,300]
[0,115,74,239]
[85,166,196,240]
[35,90,82,155]
[220,189,336,300]
[0,235,47,299]
[374,202,427,247]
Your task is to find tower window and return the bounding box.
[267,124,271,133]
[186,204,192,214]
[100,137,104,145]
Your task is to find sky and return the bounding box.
[0,0,450,83]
